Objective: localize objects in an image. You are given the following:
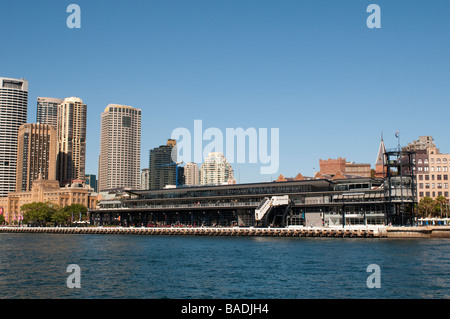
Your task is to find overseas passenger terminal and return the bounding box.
[90,176,415,228]
[90,149,416,229]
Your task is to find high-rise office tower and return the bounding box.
[149,139,184,189]
[184,162,200,186]
[200,152,234,186]
[85,174,97,193]
[57,97,87,186]
[16,123,57,192]
[36,97,63,127]
[0,77,28,197]
[98,104,141,192]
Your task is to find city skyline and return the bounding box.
[2,1,450,184]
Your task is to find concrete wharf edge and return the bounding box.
[1,226,449,238]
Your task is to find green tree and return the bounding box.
[60,204,88,223]
[0,213,5,225]
[21,202,59,226]
[435,196,448,218]
[418,197,436,218]
[52,207,72,225]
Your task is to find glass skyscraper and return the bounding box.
[149,139,184,189]
[36,97,63,127]
[0,77,28,197]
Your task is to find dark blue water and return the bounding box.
[0,233,449,299]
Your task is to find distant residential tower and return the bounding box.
[184,162,200,186]
[57,97,87,186]
[200,152,234,186]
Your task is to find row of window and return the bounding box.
[418,183,449,189]
[418,174,448,180]
[417,158,449,164]
[419,191,449,198]
[417,167,449,172]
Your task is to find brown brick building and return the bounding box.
[319,157,371,178]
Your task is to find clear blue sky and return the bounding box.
[1,0,450,183]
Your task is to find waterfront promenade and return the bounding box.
[1,225,450,238]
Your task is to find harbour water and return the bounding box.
[0,233,449,299]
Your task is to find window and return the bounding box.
[438,175,442,180]
[424,159,429,164]
[425,175,430,180]
[419,192,424,197]
[445,175,448,180]
[419,175,423,180]
[431,158,435,164]
[424,167,429,172]
[443,158,448,164]
[432,183,435,189]
[418,159,423,164]
[122,116,131,127]
[437,158,441,164]
[418,167,423,171]
[437,167,441,172]
[425,183,430,189]
[419,183,423,189]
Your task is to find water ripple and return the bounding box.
[0,234,449,298]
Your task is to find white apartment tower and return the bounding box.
[99,104,141,192]
[0,77,28,197]
[200,152,234,186]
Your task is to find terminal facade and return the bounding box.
[91,173,416,228]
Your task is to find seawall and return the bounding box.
[386,226,450,238]
[1,226,449,238]
[0,226,384,237]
